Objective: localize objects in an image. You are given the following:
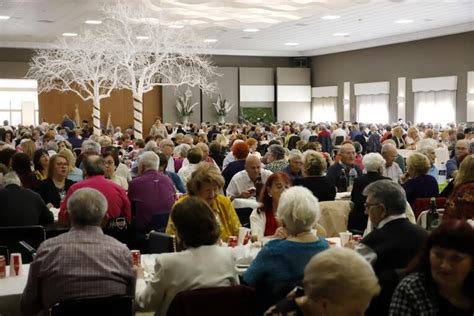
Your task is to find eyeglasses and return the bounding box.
[364,202,380,209]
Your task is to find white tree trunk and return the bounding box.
[92,99,101,136]
[133,94,143,140]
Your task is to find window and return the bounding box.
[312,97,337,122]
[356,94,389,124]
[0,79,39,126]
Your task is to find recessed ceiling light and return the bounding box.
[285,42,299,46]
[395,19,414,24]
[0,16,11,20]
[168,25,184,29]
[321,15,341,20]
[333,32,349,37]
[62,33,78,37]
[243,28,259,32]
[204,38,218,43]
[85,20,102,25]
[136,36,150,40]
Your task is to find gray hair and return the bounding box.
[363,153,386,173]
[267,144,286,160]
[277,186,320,235]
[174,144,191,158]
[81,140,101,155]
[363,180,406,215]
[139,151,160,172]
[288,149,303,161]
[144,140,158,152]
[83,155,105,176]
[381,143,397,154]
[46,141,58,153]
[304,248,380,301]
[0,171,21,187]
[417,139,436,156]
[67,188,108,226]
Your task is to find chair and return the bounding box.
[318,201,353,237]
[50,295,133,316]
[0,225,46,264]
[287,135,300,150]
[332,135,345,155]
[166,285,256,316]
[412,197,447,219]
[151,213,170,232]
[235,207,253,228]
[308,135,318,143]
[147,231,177,254]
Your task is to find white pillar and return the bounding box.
[467,71,474,122]
[397,77,406,121]
[343,81,350,121]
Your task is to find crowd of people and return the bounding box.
[0,115,473,315]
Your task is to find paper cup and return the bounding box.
[238,227,251,246]
[9,253,22,276]
[339,231,353,247]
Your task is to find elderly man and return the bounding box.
[128,152,176,233]
[59,155,131,226]
[21,188,135,315]
[446,139,470,178]
[326,143,363,189]
[178,147,203,185]
[355,180,427,316]
[0,172,53,226]
[181,142,219,169]
[282,149,303,181]
[381,143,404,182]
[264,144,288,173]
[159,139,176,173]
[226,155,272,200]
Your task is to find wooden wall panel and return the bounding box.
[38,86,162,138]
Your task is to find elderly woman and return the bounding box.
[283,149,303,181]
[349,153,391,233]
[250,172,291,241]
[136,197,239,316]
[166,164,240,242]
[265,144,289,173]
[173,143,191,173]
[177,147,203,186]
[103,151,128,190]
[293,150,335,201]
[59,148,83,182]
[443,155,474,220]
[243,186,329,313]
[401,152,439,205]
[417,140,438,181]
[265,248,380,316]
[36,154,75,208]
[57,139,72,152]
[405,127,420,149]
[33,149,49,180]
[392,126,406,149]
[389,220,474,316]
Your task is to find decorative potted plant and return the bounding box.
[213,94,233,124]
[176,88,198,125]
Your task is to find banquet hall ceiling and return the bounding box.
[0,0,473,56]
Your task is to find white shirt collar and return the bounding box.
[376,214,407,229]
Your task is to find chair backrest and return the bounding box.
[287,135,301,150]
[0,225,45,264]
[334,135,345,146]
[235,207,253,228]
[51,295,133,316]
[151,213,170,232]
[166,285,256,316]
[147,231,176,254]
[412,197,447,219]
[318,201,353,237]
[308,135,318,143]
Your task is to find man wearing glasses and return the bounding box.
[351,180,427,316]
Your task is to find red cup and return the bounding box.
[228,236,238,248]
[131,250,141,267]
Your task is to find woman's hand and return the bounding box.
[274,227,289,239]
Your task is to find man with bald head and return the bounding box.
[226,155,272,200]
[326,143,363,190]
[381,143,403,182]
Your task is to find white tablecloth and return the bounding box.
[232,198,260,209]
[0,264,30,316]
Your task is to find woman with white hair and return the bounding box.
[265,248,380,316]
[417,139,438,181]
[349,153,391,234]
[243,186,329,314]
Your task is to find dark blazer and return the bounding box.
[0,184,53,227]
[293,176,336,202]
[36,178,75,208]
[402,175,439,206]
[326,162,363,189]
[222,160,246,192]
[349,172,390,233]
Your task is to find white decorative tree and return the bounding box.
[99,1,217,139]
[28,30,120,136]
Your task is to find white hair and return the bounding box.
[277,186,320,235]
[288,149,303,161]
[81,140,101,155]
[363,153,386,173]
[144,140,158,152]
[0,171,21,187]
[139,151,160,171]
[174,144,191,158]
[67,188,108,226]
[417,139,436,156]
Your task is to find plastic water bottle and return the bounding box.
[348,168,357,191]
[438,162,447,184]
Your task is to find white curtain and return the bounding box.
[312,97,337,122]
[414,90,456,124]
[356,94,389,124]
